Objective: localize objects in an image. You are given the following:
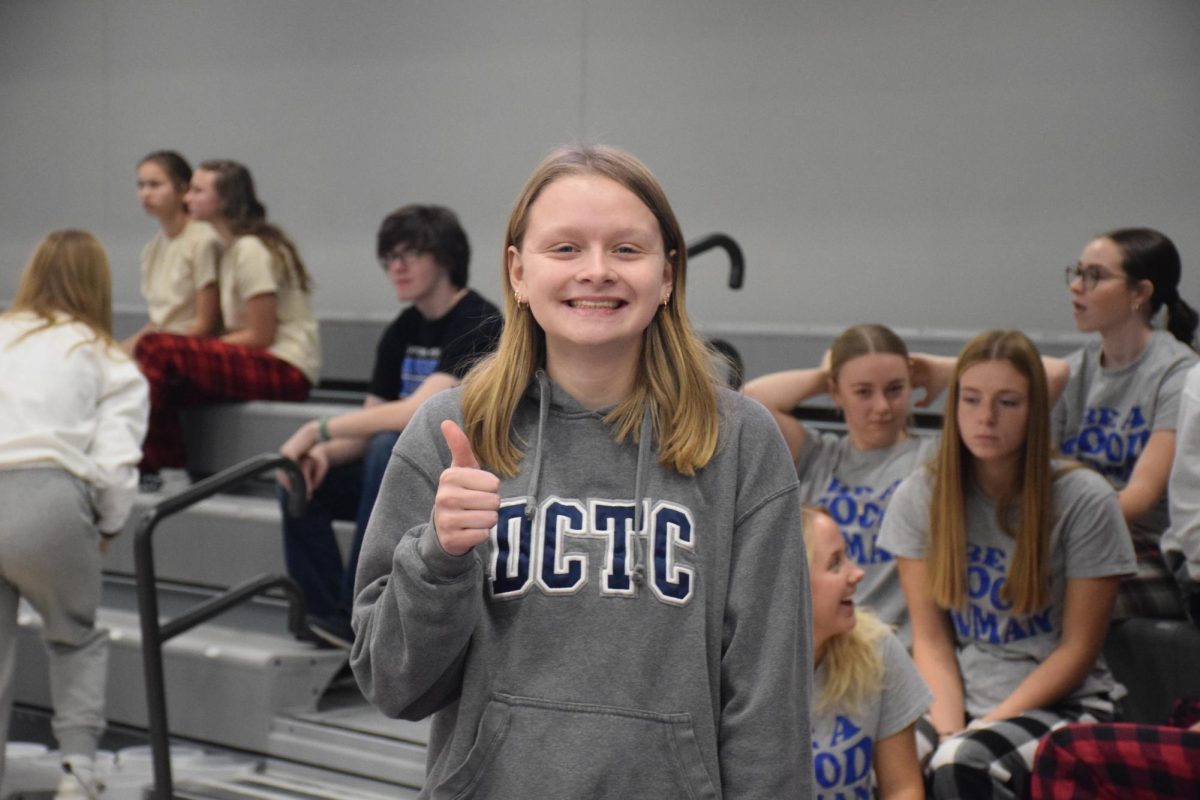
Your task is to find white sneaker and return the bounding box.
[56,755,103,799]
[158,468,193,495]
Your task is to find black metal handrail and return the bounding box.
[134,453,308,800]
[686,232,745,290]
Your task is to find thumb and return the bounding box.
[441,419,480,469]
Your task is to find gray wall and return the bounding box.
[3,0,1199,370]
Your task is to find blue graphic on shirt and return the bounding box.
[950,543,1053,644]
[818,476,902,566]
[812,715,873,800]
[400,345,440,398]
[1060,404,1149,484]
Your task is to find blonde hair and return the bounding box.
[928,330,1058,615]
[828,323,910,382]
[802,505,889,713]
[461,145,719,477]
[5,229,115,349]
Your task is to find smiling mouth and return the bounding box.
[568,299,623,309]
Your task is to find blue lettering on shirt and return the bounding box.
[812,715,874,799]
[949,542,1053,643]
[1060,404,1150,484]
[400,345,440,398]
[818,477,902,566]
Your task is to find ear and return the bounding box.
[507,245,525,296]
[661,251,675,301]
[1134,278,1155,307]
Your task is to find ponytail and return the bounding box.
[1166,295,1200,349]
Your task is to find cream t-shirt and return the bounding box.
[140,219,221,333]
[218,235,320,383]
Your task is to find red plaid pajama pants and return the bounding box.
[135,332,310,471]
[1031,698,1200,799]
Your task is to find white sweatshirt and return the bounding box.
[0,311,149,533]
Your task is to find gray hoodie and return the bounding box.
[352,375,814,798]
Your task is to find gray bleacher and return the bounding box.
[8,312,1200,798]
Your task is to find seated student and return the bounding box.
[277,205,501,648]
[122,150,222,356]
[1163,362,1200,628]
[1031,697,1200,799]
[1054,228,1199,618]
[134,160,320,490]
[803,505,930,800]
[746,325,1067,645]
[0,230,148,797]
[746,325,949,644]
[879,330,1135,799]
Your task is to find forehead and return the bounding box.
[191,169,217,189]
[525,174,659,235]
[1080,237,1126,273]
[137,161,169,181]
[837,352,909,383]
[809,513,842,553]
[959,358,1028,391]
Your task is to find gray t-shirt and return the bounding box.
[1052,331,1198,542]
[797,426,938,644]
[1163,363,1200,584]
[811,632,931,799]
[878,466,1136,717]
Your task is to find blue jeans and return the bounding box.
[278,430,399,620]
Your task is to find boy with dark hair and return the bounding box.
[278,205,501,647]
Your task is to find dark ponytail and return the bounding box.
[1105,227,1196,349]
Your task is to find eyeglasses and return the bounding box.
[1064,265,1123,292]
[380,247,424,269]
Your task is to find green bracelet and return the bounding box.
[317,416,333,442]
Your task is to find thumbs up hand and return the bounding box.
[434,420,501,556]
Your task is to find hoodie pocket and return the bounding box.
[431,693,719,800]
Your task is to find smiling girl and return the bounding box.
[804,505,930,800]
[351,145,813,797]
[1054,228,1199,618]
[878,330,1135,799]
[122,151,222,355]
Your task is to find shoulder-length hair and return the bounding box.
[928,330,1054,615]
[802,505,888,713]
[5,229,115,349]
[461,144,719,477]
[198,159,311,292]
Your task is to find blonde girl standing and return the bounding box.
[351,145,813,798]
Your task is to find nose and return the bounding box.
[575,249,616,284]
[849,564,865,585]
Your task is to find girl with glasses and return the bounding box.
[122,151,222,357]
[879,330,1135,799]
[1055,228,1199,618]
[351,145,813,797]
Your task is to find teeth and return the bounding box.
[570,300,619,309]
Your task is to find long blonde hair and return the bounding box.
[802,505,888,713]
[928,330,1056,615]
[5,229,115,349]
[461,145,719,477]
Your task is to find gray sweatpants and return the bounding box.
[0,467,108,781]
